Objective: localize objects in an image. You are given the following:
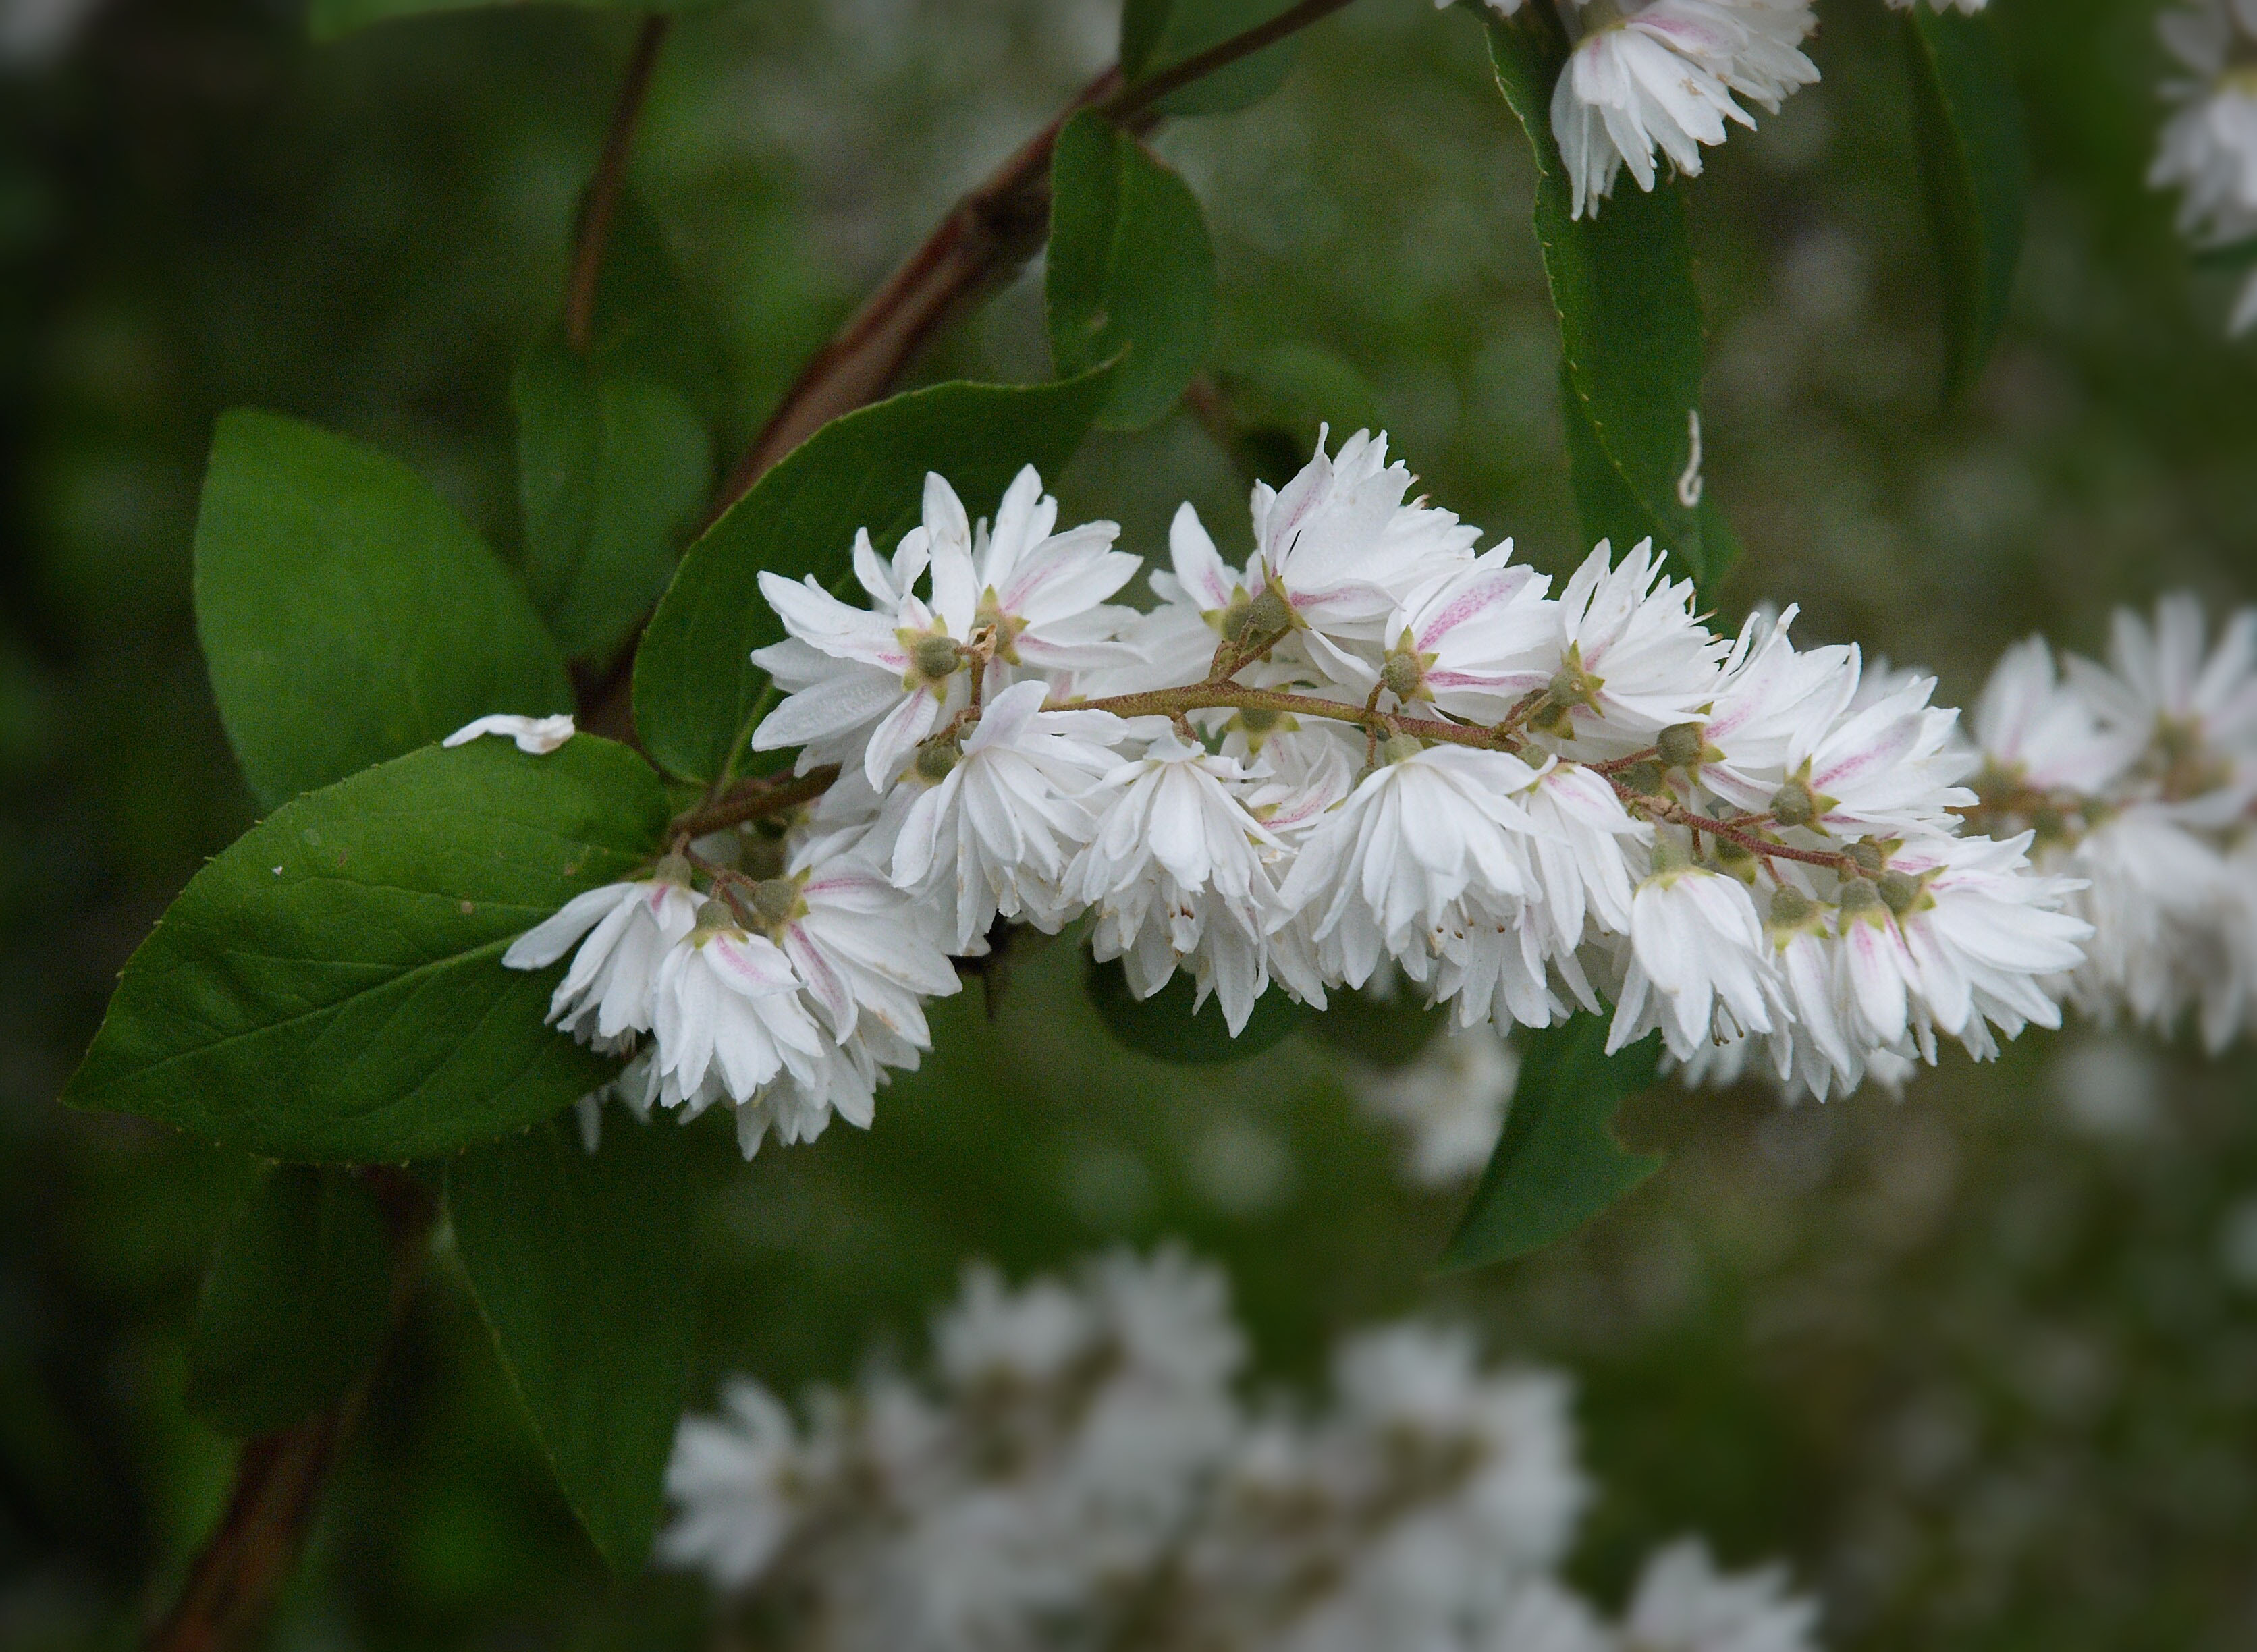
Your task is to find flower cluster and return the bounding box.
[661,1247,1823,1652]
[2154,0,2257,334]
[1957,595,2257,1053]
[495,429,2098,1149]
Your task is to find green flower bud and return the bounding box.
[915,735,961,781]
[1236,707,1283,734]
[751,877,799,925]
[1769,777,1818,827]
[1244,588,1295,640]
[1656,722,1706,769]
[1712,834,1755,866]
[693,897,738,932]
[1877,869,1923,917]
[1768,884,1818,929]
[1847,839,1886,877]
[652,852,695,887]
[1648,833,1692,875]
[1382,651,1426,699]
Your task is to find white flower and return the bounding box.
[1970,634,2137,798]
[1355,1020,1519,1184]
[442,711,576,754]
[1610,831,1778,1059]
[2153,0,2257,332]
[1622,1539,1822,1652]
[1773,669,1977,839]
[1552,0,1819,220]
[2065,593,2257,810]
[501,869,700,1050]
[966,462,1145,680]
[1382,543,1562,724]
[657,1379,809,1590]
[649,908,825,1110]
[765,837,962,1057]
[1276,742,1550,989]
[1544,541,1727,742]
[1068,732,1321,1033]
[1522,761,1648,956]
[1691,605,1859,815]
[886,679,1128,952]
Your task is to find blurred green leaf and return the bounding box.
[1209,341,1382,485]
[1120,0,1303,117]
[1903,8,2030,400]
[513,335,710,663]
[1048,113,1217,430]
[184,1166,394,1437]
[1442,1017,1662,1271]
[1486,14,1710,589]
[64,738,667,1162]
[449,1116,705,1572]
[1309,988,1448,1070]
[194,409,574,811]
[633,368,1117,787]
[1085,954,1316,1065]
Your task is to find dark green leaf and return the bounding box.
[450,1115,707,1571]
[1442,1016,1662,1271]
[1486,15,1711,590]
[632,368,1117,787]
[64,737,669,1162]
[1047,113,1218,430]
[193,409,574,810]
[513,334,711,662]
[1903,9,2030,399]
[184,1165,395,1436]
[308,0,711,42]
[1120,0,1302,117]
[1210,341,1383,486]
[1085,954,1315,1065]
[1309,989,1449,1071]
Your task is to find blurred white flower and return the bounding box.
[2154,0,2257,332]
[1357,1020,1520,1184]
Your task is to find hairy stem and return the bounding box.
[566,16,672,353]
[672,765,844,839]
[1066,680,1527,752]
[145,1172,437,1652]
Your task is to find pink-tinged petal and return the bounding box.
[758,571,911,671]
[504,883,631,970]
[706,933,801,997]
[1168,503,1241,613]
[863,687,942,789]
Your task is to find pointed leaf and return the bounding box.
[632,368,1116,787]
[1486,14,1711,590]
[1085,954,1315,1065]
[450,1116,708,1571]
[1120,0,1302,117]
[64,738,668,1162]
[194,409,574,810]
[184,1165,396,1437]
[1442,1016,1662,1271]
[1047,112,1218,430]
[1903,8,2030,399]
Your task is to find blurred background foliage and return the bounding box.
[3,0,2256,1646]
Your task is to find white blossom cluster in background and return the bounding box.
[491,427,2110,1155]
[2153,0,2257,333]
[1357,1017,1523,1185]
[1959,595,2257,1053]
[659,1247,1822,1652]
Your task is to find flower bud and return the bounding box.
[1243,587,1294,640]
[1768,884,1818,929]
[911,633,963,682]
[1656,722,1706,769]
[693,897,738,932]
[652,851,695,887]
[1236,707,1283,734]
[1846,839,1886,877]
[915,734,961,781]
[1876,869,1923,917]
[1648,833,1692,875]
[1769,777,1818,827]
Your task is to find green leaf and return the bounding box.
[513,335,711,662]
[1047,113,1218,431]
[64,737,669,1162]
[193,409,574,811]
[1442,1016,1662,1271]
[1120,0,1303,117]
[1486,14,1710,590]
[450,1116,707,1571]
[1903,8,2030,400]
[1085,954,1316,1065]
[184,1165,396,1436]
[1211,341,1384,485]
[308,0,712,42]
[632,368,1117,787]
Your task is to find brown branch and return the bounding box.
[567,16,673,353]
[1095,0,1357,125]
[672,765,843,839]
[145,1171,437,1652]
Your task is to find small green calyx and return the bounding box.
[914,734,962,782]
[909,632,964,684]
[1835,877,1882,919]
[750,877,800,927]
[1236,707,1286,735]
[651,852,695,887]
[1382,649,1427,700]
[1656,722,1707,770]
[1711,834,1756,881]
[1769,777,1820,828]
[1876,869,1926,918]
[692,897,738,933]
[1768,883,1818,931]
[1529,648,1602,736]
[1243,586,1295,640]
[1382,733,1427,766]
[1648,833,1693,876]
[1845,839,1887,877]
[1619,760,1667,797]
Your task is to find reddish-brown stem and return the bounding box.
[1064,680,1529,753]
[566,16,672,353]
[1093,0,1357,124]
[672,765,843,839]
[145,1171,436,1652]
